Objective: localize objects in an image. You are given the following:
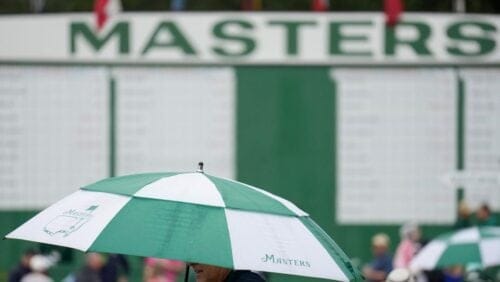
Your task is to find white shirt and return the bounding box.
[20,272,53,282]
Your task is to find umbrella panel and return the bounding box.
[436,243,482,267]
[89,198,233,268]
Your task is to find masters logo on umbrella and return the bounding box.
[43,205,99,237]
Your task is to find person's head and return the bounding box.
[29,255,52,274]
[372,233,390,256]
[400,222,420,242]
[86,253,104,271]
[21,248,38,267]
[189,263,231,282]
[458,201,470,218]
[476,203,491,221]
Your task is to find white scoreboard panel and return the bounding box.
[114,67,235,179]
[461,69,500,211]
[0,66,109,209]
[332,69,457,224]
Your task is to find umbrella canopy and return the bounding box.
[410,226,500,271]
[6,171,362,281]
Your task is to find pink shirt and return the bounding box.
[393,239,418,268]
[145,258,183,282]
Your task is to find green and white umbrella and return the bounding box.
[410,226,500,271]
[6,168,362,281]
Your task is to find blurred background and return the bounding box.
[0,0,499,282]
[1,0,500,13]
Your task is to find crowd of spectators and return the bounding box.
[8,251,184,282]
[362,203,498,282]
[8,203,497,282]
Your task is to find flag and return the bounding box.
[311,0,329,11]
[94,0,122,31]
[241,0,262,11]
[384,0,403,26]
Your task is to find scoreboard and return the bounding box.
[462,69,500,211]
[333,69,457,224]
[0,67,108,209]
[0,65,498,223]
[0,66,235,209]
[114,67,235,177]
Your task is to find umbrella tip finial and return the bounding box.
[197,162,204,173]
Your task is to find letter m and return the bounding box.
[261,254,275,262]
[70,22,129,54]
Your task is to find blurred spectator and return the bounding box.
[75,253,105,282]
[188,263,264,282]
[101,254,130,282]
[443,266,463,282]
[363,233,393,282]
[143,257,184,282]
[422,268,444,282]
[9,248,37,282]
[453,201,472,230]
[20,255,53,282]
[386,268,415,282]
[394,222,421,269]
[475,203,496,226]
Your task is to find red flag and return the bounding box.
[384,0,403,26]
[241,0,262,10]
[94,0,121,31]
[311,0,329,11]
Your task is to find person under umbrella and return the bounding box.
[188,263,265,282]
[6,164,362,282]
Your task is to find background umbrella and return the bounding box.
[410,226,500,271]
[6,164,362,281]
